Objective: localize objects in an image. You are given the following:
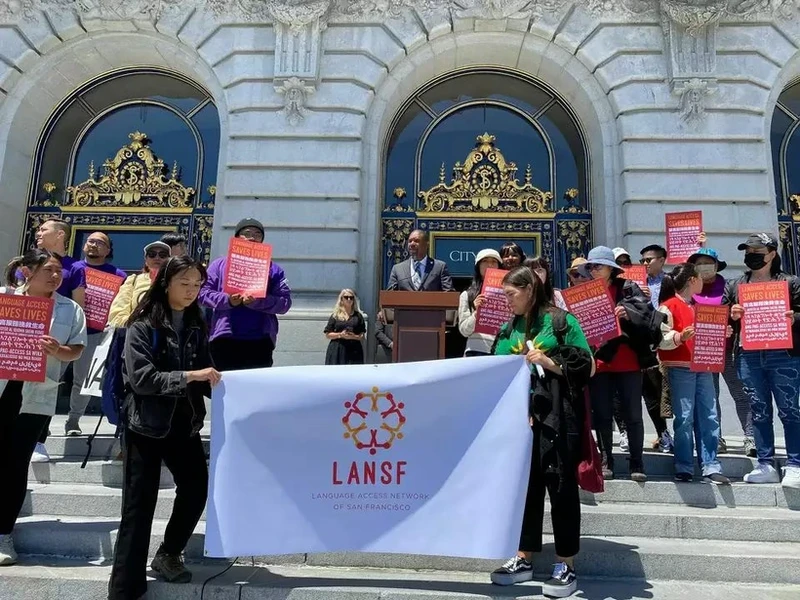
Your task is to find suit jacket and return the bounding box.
[387,257,453,292]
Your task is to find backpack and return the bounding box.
[82,326,158,468]
[551,310,605,494]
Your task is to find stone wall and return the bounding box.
[0,1,798,364]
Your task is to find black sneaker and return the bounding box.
[542,562,577,598]
[490,556,533,585]
[703,473,731,485]
[151,549,192,583]
[674,472,693,482]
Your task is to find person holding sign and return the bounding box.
[200,218,292,371]
[108,256,219,597]
[0,249,87,566]
[579,246,664,482]
[724,233,800,489]
[657,263,729,485]
[457,248,503,355]
[60,232,126,437]
[489,266,594,597]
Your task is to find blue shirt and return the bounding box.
[647,272,665,309]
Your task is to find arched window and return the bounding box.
[24,68,220,270]
[380,68,591,289]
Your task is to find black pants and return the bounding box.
[210,336,275,372]
[590,371,644,470]
[464,350,489,357]
[519,431,581,557]
[0,381,49,534]
[108,426,208,600]
[642,367,668,437]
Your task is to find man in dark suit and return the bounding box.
[387,229,454,291]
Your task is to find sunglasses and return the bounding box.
[342,295,355,300]
[587,263,605,271]
[640,257,662,264]
[146,250,169,259]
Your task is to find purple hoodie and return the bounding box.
[199,256,292,343]
[693,274,726,306]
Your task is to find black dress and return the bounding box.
[324,312,366,365]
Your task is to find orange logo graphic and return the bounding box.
[342,386,406,455]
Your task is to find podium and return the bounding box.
[379,291,460,363]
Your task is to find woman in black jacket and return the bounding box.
[108,256,221,600]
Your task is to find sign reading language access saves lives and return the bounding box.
[666,211,703,263]
[223,237,273,298]
[740,281,793,351]
[560,279,620,347]
[474,268,512,336]
[84,268,124,331]
[0,295,54,382]
[691,304,729,373]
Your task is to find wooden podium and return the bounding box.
[379,291,460,363]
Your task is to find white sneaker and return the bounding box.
[619,431,629,453]
[30,443,50,464]
[0,534,18,566]
[782,465,800,489]
[744,463,780,484]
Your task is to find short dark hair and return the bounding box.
[640,244,667,258]
[160,232,188,248]
[409,229,429,243]
[44,218,72,242]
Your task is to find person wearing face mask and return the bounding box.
[724,233,800,488]
[458,249,503,356]
[688,248,754,457]
[658,263,729,485]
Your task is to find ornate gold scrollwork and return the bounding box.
[559,220,590,264]
[790,194,800,220]
[383,218,415,265]
[417,133,554,218]
[63,132,195,213]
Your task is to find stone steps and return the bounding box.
[3,560,799,600]
[17,483,800,542]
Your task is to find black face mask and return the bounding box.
[744,253,768,271]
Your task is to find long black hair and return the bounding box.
[659,262,698,305]
[502,266,552,341]
[5,248,62,287]
[500,242,526,266]
[127,256,208,331]
[522,257,555,302]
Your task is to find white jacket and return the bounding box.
[457,290,496,355]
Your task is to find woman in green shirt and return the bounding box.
[490,266,594,599]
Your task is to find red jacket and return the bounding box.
[657,296,694,368]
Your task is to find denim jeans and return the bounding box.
[666,367,721,476]
[737,350,800,467]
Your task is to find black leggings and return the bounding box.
[0,381,49,534]
[591,371,644,470]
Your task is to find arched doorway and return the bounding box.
[772,78,800,274]
[23,67,220,269]
[380,67,592,291]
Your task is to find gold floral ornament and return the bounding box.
[63,132,195,213]
[418,133,554,217]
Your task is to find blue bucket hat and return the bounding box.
[687,247,727,272]
[579,246,623,278]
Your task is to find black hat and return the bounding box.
[235,218,264,238]
[737,232,778,251]
[640,244,667,257]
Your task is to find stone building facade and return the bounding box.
[0,0,799,365]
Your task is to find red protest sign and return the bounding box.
[691,304,729,373]
[740,281,792,351]
[0,294,54,382]
[223,238,273,298]
[619,265,647,287]
[84,268,124,330]
[666,211,703,263]
[561,279,621,347]
[474,268,512,336]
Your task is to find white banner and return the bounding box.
[80,329,112,397]
[205,355,533,560]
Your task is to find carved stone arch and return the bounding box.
[358,31,620,316]
[0,29,228,260]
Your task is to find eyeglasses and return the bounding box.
[86,239,108,248]
[146,250,169,259]
[342,295,354,300]
[640,257,662,264]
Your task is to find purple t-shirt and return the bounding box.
[67,261,127,334]
[693,274,726,306]
[14,255,76,297]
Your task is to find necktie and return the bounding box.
[411,261,422,290]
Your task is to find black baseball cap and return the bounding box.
[737,232,778,251]
[235,218,264,238]
[640,244,667,257]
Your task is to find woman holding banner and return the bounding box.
[489,266,594,598]
[108,256,221,599]
[457,249,502,356]
[0,249,87,566]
